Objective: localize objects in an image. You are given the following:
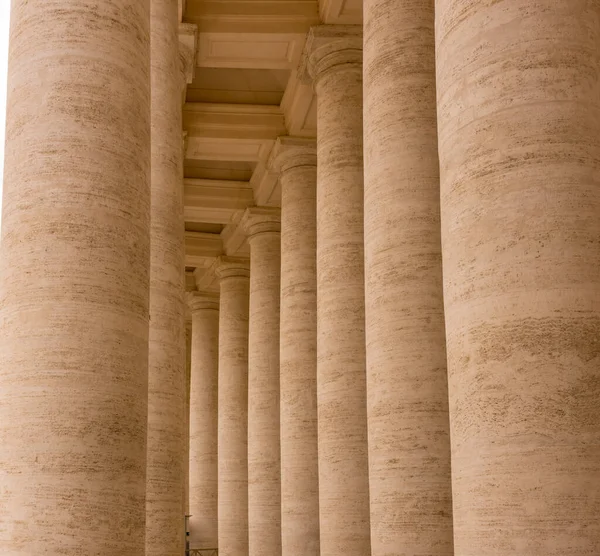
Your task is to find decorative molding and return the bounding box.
[185,0,319,34]
[298,24,362,84]
[280,70,317,137]
[268,136,317,172]
[183,103,286,140]
[318,0,362,25]
[186,291,220,312]
[184,231,223,268]
[185,137,275,163]
[184,178,254,225]
[240,206,281,238]
[197,32,306,70]
[179,23,199,85]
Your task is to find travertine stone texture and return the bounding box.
[0,1,150,554]
[363,1,454,554]
[436,1,600,554]
[185,317,192,517]
[305,26,371,556]
[272,139,320,556]
[188,293,220,548]
[242,207,282,556]
[216,257,251,556]
[146,0,186,554]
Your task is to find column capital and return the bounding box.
[179,23,198,86]
[268,137,317,175]
[215,256,251,281]
[240,207,281,240]
[299,25,362,89]
[186,291,220,312]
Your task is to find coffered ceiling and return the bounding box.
[180,0,361,292]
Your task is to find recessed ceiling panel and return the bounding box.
[184,159,257,181]
[186,68,289,105]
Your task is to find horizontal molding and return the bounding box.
[184,178,254,224]
[197,32,306,70]
[183,103,286,140]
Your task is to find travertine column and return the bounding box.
[146,0,185,554]
[216,257,250,556]
[363,2,453,554]
[303,26,371,556]
[242,207,282,556]
[271,138,320,556]
[188,292,219,548]
[436,1,600,554]
[185,316,192,518]
[0,1,150,554]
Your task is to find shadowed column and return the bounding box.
[242,207,282,556]
[188,292,219,549]
[363,1,454,554]
[216,257,251,556]
[436,1,600,554]
[0,0,150,553]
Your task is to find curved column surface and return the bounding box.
[243,207,282,556]
[273,139,320,556]
[0,1,151,554]
[185,317,192,517]
[188,293,219,548]
[146,0,186,554]
[305,26,371,556]
[363,1,454,554]
[436,1,600,554]
[216,258,251,556]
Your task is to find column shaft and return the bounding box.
[363,1,453,554]
[308,27,371,556]
[277,143,320,556]
[436,1,600,554]
[146,0,185,554]
[244,208,282,556]
[188,294,219,548]
[217,259,251,556]
[0,1,150,553]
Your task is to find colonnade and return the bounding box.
[0,1,599,555]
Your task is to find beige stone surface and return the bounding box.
[304,25,371,556]
[185,317,193,517]
[216,257,251,556]
[272,138,320,556]
[146,0,186,554]
[363,1,454,554]
[242,207,282,556]
[188,293,220,548]
[436,1,600,554]
[0,1,151,553]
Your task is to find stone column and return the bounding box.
[0,1,150,554]
[436,1,600,554]
[188,292,219,549]
[185,316,192,518]
[271,138,320,556]
[363,2,454,554]
[146,0,186,554]
[303,26,371,556]
[242,207,282,556]
[216,257,251,556]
